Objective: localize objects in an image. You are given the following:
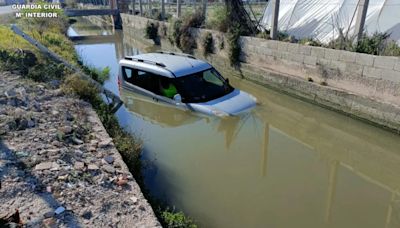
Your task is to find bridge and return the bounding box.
[64,0,130,29]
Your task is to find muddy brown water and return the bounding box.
[68,23,400,228]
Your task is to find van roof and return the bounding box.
[121,53,212,78]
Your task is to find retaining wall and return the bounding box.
[121,14,400,133]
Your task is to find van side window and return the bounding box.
[122,67,134,83]
[123,67,159,94]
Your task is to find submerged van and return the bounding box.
[118,52,257,117]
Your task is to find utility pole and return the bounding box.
[354,0,370,42]
[176,0,181,18]
[139,0,143,16]
[161,0,165,20]
[202,0,207,18]
[270,0,280,40]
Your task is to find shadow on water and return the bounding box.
[69,20,400,228]
[0,140,82,227]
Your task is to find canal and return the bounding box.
[68,21,400,228]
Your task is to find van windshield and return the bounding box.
[174,68,234,103]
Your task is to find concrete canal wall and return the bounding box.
[121,14,400,133]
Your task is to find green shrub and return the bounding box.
[299,38,323,47]
[62,74,101,105]
[382,41,400,56]
[145,21,159,41]
[167,11,204,53]
[168,18,183,46]
[201,32,213,56]
[354,32,390,55]
[160,210,197,228]
[206,5,229,32]
[227,24,241,66]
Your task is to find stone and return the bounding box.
[103,156,114,164]
[43,211,55,218]
[98,138,112,148]
[61,126,73,134]
[102,165,115,174]
[35,162,53,170]
[51,110,59,116]
[130,196,138,204]
[27,120,35,128]
[88,164,99,171]
[5,89,17,98]
[74,161,85,170]
[72,137,83,145]
[54,206,65,215]
[65,112,74,121]
[82,211,93,220]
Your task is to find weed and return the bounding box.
[201,32,213,56]
[206,5,228,32]
[227,23,241,66]
[160,209,197,228]
[299,38,323,47]
[145,21,159,41]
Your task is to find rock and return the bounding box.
[103,156,114,164]
[54,206,65,215]
[88,164,99,171]
[102,165,115,174]
[130,196,138,204]
[82,211,93,220]
[65,112,74,121]
[15,87,27,101]
[98,138,112,148]
[61,126,72,134]
[51,110,59,116]
[15,151,29,158]
[5,89,17,98]
[35,162,53,170]
[57,174,68,180]
[89,146,96,152]
[74,150,83,157]
[42,217,56,228]
[72,137,83,145]
[35,162,59,171]
[43,211,55,218]
[50,162,60,171]
[27,120,35,128]
[74,161,85,170]
[116,174,128,186]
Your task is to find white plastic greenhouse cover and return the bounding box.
[260,0,400,44]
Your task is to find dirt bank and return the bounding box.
[0,71,161,227]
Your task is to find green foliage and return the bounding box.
[354,32,390,55]
[167,11,205,53]
[382,41,400,56]
[227,24,242,66]
[201,32,213,56]
[62,74,101,105]
[168,18,183,47]
[160,210,197,228]
[206,6,229,32]
[145,21,159,41]
[298,38,323,47]
[80,63,110,84]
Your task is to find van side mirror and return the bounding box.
[173,94,182,103]
[225,78,230,85]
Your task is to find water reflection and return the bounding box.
[70,21,400,228]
